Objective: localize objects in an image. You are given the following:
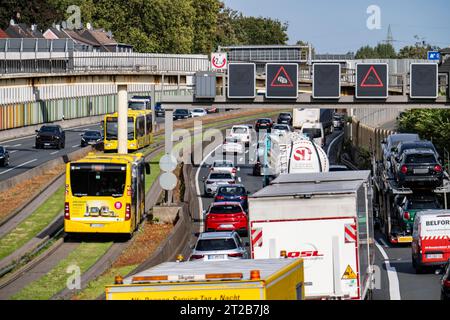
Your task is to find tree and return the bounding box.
[355,43,396,59]
[398,35,440,59]
[0,0,62,30]
[192,0,221,54]
[355,45,377,59]
[233,15,288,45]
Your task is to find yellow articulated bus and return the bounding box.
[64,153,150,236]
[105,258,305,300]
[103,109,153,152]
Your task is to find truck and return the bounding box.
[105,258,305,300]
[255,131,329,177]
[372,134,450,244]
[248,171,375,300]
[292,108,333,133]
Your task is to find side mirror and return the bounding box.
[202,177,206,181]
[145,163,151,175]
[35,130,39,133]
[247,191,250,195]
[202,210,207,216]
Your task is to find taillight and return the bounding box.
[228,253,243,258]
[215,196,225,200]
[125,203,131,221]
[190,254,204,260]
[403,211,410,220]
[239,196,247,200]
[401,165,408,174]
[229,181,235,184]
[223,140,227,144]
[64,202,70,220]
[434,165,442,172]
[444,280,450,288]
[232,168,237,174]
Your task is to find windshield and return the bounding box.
[214,161,233,168]
[210,205,242,214]
[0,147,4,154]
[302,128,322,138]
[193,109,204,113]
[217,186,246,195]
[175,109,188,115]
[70,163,127,197]
[128,101,146,110]
[232,127,248,134]
[195,238,237,251]
[409,200,440,210]
[209,173,233,180]
[405,154,436,164]
[258,119,271,124]
[84,131,101,137]
[273,125,288,130]
[40,126,58,133]
[105,117,134,140]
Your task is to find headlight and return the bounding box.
[0,156,3,159]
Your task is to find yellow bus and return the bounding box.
[64,153,150,236]
[103,109,153,152]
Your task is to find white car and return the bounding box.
[301,122,325,147]
[271,124,291,136]
[189,231,249,261]
[229,125,252,146]
[203,171,236,196]
[210,160,237,177]
[191,108,207,117]
[222,137,244,155]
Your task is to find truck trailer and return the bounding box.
[292,108,333,133]
[105,259,305,300]
[248,171,375,300]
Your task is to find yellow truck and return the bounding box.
[105,258,304,300]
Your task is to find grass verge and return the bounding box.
[11,242,112,300]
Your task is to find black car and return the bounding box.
[393,149,444,188]
[154,102,165,117]
[173,109,191,120]
[0,146,10,167]
[441,259,450,300]
[81,130,103,147]
[35,125,65,149]
[277,112,292,125]
[392,140,439,163]
[255,118,273,132]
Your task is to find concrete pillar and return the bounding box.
[164,108,174,205]
[117,84,128,154]
[151,84,156,130]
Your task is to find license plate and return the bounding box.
[426,253,442,259]
[414,168,428,174]
[220,224,233,229]
[208,255,225,260]
[398,236,413,243]
[90,224,105,228]
[44,143,50,146]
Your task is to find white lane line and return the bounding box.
[238,177,242,183]
[379,237,389,248]
[327,131,345,158]
[195,144,222,230]
[12,144,21,147]
[50,151,59,155]
[9,150,18,154]
[245,150,249,154]
[237,167,241,172]
[375,240,401,300]
[0,159,38,175]
[72,145,80,148]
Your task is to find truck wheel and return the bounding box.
[412,256,424,274]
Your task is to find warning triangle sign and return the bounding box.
[270,66,294,88]
[361,65,384,88]
[341,265,357,280]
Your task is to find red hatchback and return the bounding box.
[205,202,248,236]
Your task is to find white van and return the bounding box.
[300,122,325,147]
[412,210,450,273]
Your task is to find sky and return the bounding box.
[222,0,450,53]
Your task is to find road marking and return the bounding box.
[0,159,37,175]
[12,144,21,147]
[238,177,242,183]
[72,145,80,148]
[326,132,345,158]
[50,151,59,155]
[375,240,401,300]
[379,238,389,248]
[195,144,222,230]
[9,150,18,154]
[245,150,249,154]
[237,167,241,172]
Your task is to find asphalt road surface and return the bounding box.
[194,127,444,300]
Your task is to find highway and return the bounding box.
[194,126,443,300]
[0,116,165,182]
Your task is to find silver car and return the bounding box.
[189,231,249,261]
[209,160,237,177]
[203,171,235,196]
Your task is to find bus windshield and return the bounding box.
[128,101,146,110]
[70,164,127,197]
[106,117,134,140]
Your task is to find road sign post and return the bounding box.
[228,63,256,99]
[410,63,438,99]
[266,63,298,99]
[313,63,341,99]
[356,63,388,99]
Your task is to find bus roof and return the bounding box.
[106,109,152,118]
[70,153,144,165]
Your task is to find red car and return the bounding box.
[205,202,248,236]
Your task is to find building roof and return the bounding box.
[80,29,118,49]
[44,27,70,39]
[63,29,99,47]
[6,23,44,38]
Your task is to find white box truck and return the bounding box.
[248,171,375,300]
[292,108,333,133]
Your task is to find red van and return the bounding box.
[412,210,450,273]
